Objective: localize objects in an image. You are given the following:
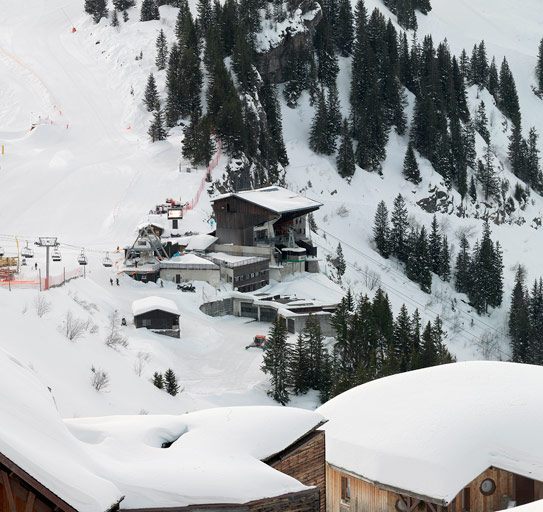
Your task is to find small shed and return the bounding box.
[132,296,180,338]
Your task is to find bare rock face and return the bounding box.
[255,0,322,83]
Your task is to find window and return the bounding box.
[142,318,152,327]
[341,476,351,502]
[480,478,496,496]
[172,219,178,229]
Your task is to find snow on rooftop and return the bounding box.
[185,233,218,251]
[209,251,268,265]
[0,346,325,509]
[0,348,122,512]
[318,361,543,505]
[212,186,322,214]
[160,253,218,268]
[132,296,180,317]
[65,407,324,509]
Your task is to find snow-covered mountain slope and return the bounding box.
[1,0,543,416]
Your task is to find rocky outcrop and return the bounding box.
[255,0,322,83]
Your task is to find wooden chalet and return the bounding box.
[210,186,321,261]
[318,362,543,512]
[132,296,180,338]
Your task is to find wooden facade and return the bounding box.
[134,309,179,330]
[213,197,277,246]
[326,464,543,512]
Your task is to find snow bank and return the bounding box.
[318,361,543,504]
[0,348,122,512]
[132,296,180,316]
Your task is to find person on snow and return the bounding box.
[121,317,127,326]
[110,278,113,286]
[116,278,119,286]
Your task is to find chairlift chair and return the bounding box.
[0,247,4,257]
[52,248,62,262]
[21,242,34,259]
[102,252,113,267]
[78,250,88,266]
[21,257,27,266]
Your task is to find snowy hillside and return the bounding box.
[1,0,543,417]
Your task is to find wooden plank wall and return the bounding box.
[0,469,55,512]
[269,431,326,512]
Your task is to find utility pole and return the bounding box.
[36,237,58,291]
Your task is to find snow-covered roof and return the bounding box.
[318,361,543,505]
[184,233,218,251]
[211,186,322,215]
[65,407,324,509]
[209,252,269,266]
[160,253,219,269]
[0,347,325,510]
[132,296,180,317]
[0,348,122,512]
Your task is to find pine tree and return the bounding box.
[391,304,413,373]
[197,0,212,33]
[373,201,390,258]
[406,226,432,293]
[155,29,168,70]
[488,57,499,98]
[474,101,490,144]
[262,318,290,405]
[148,108,167,142]
[309,90,335,155]
[152,371,164,389]
[85,0,108,23]
[335,243,346,280]
[403,141,421,184]
[113,0,135,10]
[337,119,355,179]
[439,235,451,281]
[164,368,179,395]
[390,194,409,263]
[537,37,543,93]
[454,234,471,294]
[111,8,119,26]
[141,0,160,21]
[499,57,521,127]
[526,127,542,190]
[469,175,477,202]
[123,10,129,22]
[429,215,442,275]
[327,84,342,140]
[289,332,311,395]
[478,145,498,200]
[336,0,354,56]
[144,73,160,112]
[260,79,289,168]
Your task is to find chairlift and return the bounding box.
[52,247,62,262]
[21,241,34,259]
[102,252,113,268]
[21,257,27,266]
[78,250,88,266]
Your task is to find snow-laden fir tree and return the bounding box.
[85,0,107,23]
[474,101,490,144]
[163,368,179,396]
[152,371,164,389]
[144,73,160,112]
[499,57,521,127]
[262,317,290,405]
[373,200,390,258]
[335,243,346,280]
[141,0,160,21]
[390,193,409,263]
[113,0,135,10]
[336,119,355,179]
[403,141,421,184]
[537,37,543,93]
[289,332,310,395]
[155,29,168,70]
[111,8,119,26]
[309,90,335,155]
[148,108,167,142]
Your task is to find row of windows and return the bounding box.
[234,269,268,283]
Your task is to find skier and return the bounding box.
[110,278,113,286]
[121,317,127,326]
[116,278,119,286]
